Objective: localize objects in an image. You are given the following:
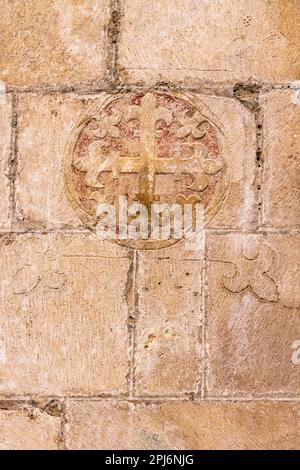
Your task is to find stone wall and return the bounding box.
[0,0,299,449]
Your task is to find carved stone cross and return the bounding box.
[65,90,228,249]
[87,92,223,206]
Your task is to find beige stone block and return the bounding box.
[134,255,202,395]
[65,400,300,449]
[119,0,300,84]
[0,97,11,230]
[0,0,110,87]
[207,234,300,397]
[133,241,204,261]
[15,93,106,229]
[0,404,61,450]
[0,233,130,395]
[261,90,300,228]
[199,95,256,229]
[16,92,256,231]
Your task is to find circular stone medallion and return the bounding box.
[64,91,229,249]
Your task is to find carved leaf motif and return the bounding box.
[222,272,249,293]
[11,250,68,295]
[125,105,140,122]
[251,274,279,303]
[255,245,276,273]
[76,138,120,189]
[126,94,173,128]
[12,265,41,295]
[187,173,209,192]
[201,158,224,176]
[221,244,279,303]
[177,112,207,139]
[92,110,122,139]
[182,143,224,192]
[176,194,201,204]
[76,141,104,188]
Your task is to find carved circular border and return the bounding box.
[64,91,231,250]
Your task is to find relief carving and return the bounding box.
[11,247,67,295]
[64,91,230,248]
[210,244,279,303]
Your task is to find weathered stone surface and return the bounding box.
[0,97,11,230]
[133,240,204,261]
[15,93,106,229]
[261,90,300,228]
[207,234,300,397]
[0,233,130,395]
[0,0,110,87]
[119,0,300,84]
[64,90,231,247]
[65,400,300,449]
[16,92,256,231]
[0,404,61,450]
[200,95,256,229]
[1,0,299,451]
[134,255,202,395]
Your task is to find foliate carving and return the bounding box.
[12,247,67,295]
[212,245,279,303]
[64,91,229,248]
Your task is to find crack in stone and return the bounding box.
[0,398,64,417]
[107,0,122,85]
[233,82,261,112]
[233,81,264,230]
[7,91,18,228]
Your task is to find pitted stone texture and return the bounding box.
[200,95,256,229]
[119,0,300,84]
[207,234,300,398]
[132,240,204,261]
[0,0,110,87]
[16,92,255,231]
[0,233,130,395]
[0,405,61,450]
[65,400,300,450]
[261,90,300,229]
[134,255,202,395]
[0,98,11,230]
[15,93,106,229]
